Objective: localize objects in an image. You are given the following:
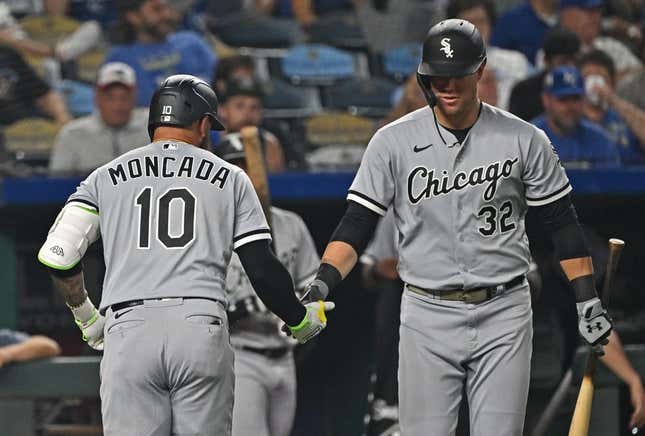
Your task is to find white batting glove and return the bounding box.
[577,297,612,355]
[69,297,106,351]
[288,301,335,344]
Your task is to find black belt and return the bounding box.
[111,297,222,312]
[237,345,291,359]
[406,275,525,304]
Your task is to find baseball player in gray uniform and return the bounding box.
[215,139,320,436]
[37,75,333,436]
[299,20,613,436]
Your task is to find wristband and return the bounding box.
[316,263,342,292]
[570,274,597,303]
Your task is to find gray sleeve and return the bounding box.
[233,172,272,250]
[292,215,320,289]
[49,127,79,174]
[0,329,29,347]
[347,130,394,216]
[523,128,572,207]
[361,209,397,265]
[67,169,101,211]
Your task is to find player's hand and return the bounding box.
[287,301,335,344]
[577,297,612,356]
[629,378,645,431]
[69,297,105,351]
[300,279,330,304]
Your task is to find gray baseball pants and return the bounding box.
[101,298,234,436]
[398,283,533,436]
[231,347,296,436]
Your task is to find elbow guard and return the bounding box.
[38,202,100,271]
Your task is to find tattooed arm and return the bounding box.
[51,270,88,308]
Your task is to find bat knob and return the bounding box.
[632,427,639,435]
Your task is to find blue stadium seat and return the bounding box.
[280,44,356,85]
[381,43,422,82]
[262,79,322,118]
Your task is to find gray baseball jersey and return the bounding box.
[349,103,570,290]
[360,208,398,267]
[226,207,319,349]
[67,140,271,312]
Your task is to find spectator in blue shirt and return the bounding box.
[578,50,645,165]
[532,66,621,168]
[0,329,61,367]
[105,0,217,107]
[490,0,558,65]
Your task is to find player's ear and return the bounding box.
[476,62,487,81]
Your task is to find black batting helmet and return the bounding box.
[417,19,487,107]
[215,135,246,162]
[148,74,225,139]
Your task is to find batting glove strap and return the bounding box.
[301,280,329,304]
[69,298,105,350]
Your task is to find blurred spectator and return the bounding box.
[0,329,61,367]
[579,49,645,164]
[278,0,354,26]
[446,0,532,110]
[49,62,149,174]
[68,0,117,30]
[380,73,425,126]
[1,0,42,17]
[205,0,303,48]
[617,69,645,111]
[0,44,71,128]
[106,0,217,106]
[509,27,580,121]
[213,54,255,96]
[559,0,642,83]
[0,0,102,73]
[217,78,286,173]
[532,65,621,168]
[478,65,498,106]
[490,0,558,64]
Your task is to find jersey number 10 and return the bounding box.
[135,187,196,249]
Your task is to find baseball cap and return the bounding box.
[220,77,264,102]
[97,62,136,89]
[544,66,585,97]
[560,0,603,9]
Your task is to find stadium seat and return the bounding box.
[262,79,322,119]
[207,13,302,49]
[322,77,398,117]
[381,43,422,82]
[76,48,105,84]
[4,118,60,168]
[304,112,375,147]
[305,13,366,50]
[280,44,357,85]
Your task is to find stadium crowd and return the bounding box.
[0,0,643,173]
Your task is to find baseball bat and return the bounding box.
[568,238,625,436]
[240,126,272,228]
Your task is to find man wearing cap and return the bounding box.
[532,65,621,168]
[217,77,286,173]
[49,62,149,175]
[559,0,642,83]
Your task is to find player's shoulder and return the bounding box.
[376,106,434,137]
[482,103,541,134]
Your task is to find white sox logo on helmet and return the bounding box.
[440,38,454,58]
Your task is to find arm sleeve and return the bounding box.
[346,129,395,216]
[235,239,306,326]
[292,216,320,289]
[523,128,572,206]
[330,201,380,255]
[233,171,272,249]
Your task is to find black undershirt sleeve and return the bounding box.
[532,194,596,301]
[329,201,381,255]
[236,239,306,326]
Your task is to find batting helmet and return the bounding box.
[416,19,487,107]
[215,135,246,162]
[148,74,225,139]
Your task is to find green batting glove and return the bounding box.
[288,301,335,344]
